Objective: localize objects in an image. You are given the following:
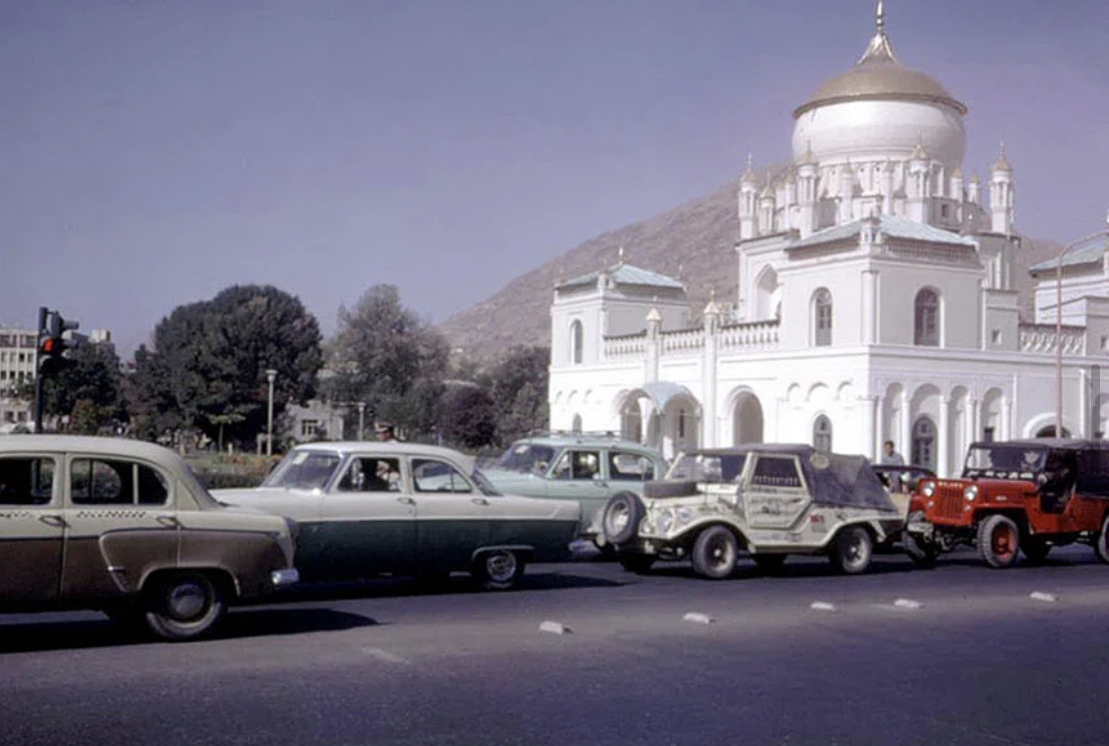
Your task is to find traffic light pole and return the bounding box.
[33,306,47,433]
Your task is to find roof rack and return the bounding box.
[524,429,631,441]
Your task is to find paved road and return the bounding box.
[2,548,1109,745]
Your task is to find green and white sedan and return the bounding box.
[214,442,581,590]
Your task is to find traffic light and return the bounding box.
[37,308,80,374]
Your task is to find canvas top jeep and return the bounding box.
[904,439,1109,568]
[599,444,906,579]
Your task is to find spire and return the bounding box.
[911,131,928,161]
[859,0,900,65]
[616,245,625,266]
[993,143,1012,172]
[798,139,817,166]
[741,152,758,184]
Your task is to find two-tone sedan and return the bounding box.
[0,435,300,640]
[214,442,581,590]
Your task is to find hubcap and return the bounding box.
[167,582,207,620]
[607,504,629,534]
[486,552,518,582]
[709,536,732,567]
[992,525,1015,560]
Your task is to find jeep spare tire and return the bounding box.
[643,480,699,499]
[602,492,645,545]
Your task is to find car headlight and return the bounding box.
[921,481,936,498]
[675,507,693,527]
[656,508,675,533]
[963,485,978,502]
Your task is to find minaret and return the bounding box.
[907,137,930,224]
[797,142,818,238]
[990,144,1014,234]
[738,154,758,240]
[758,175,776,235]
[837,161,854,224]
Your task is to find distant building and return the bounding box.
[0,325,38,430]
[547,7,1109,475]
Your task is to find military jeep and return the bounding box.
[600,445,906,579]
[904,439,1109,568]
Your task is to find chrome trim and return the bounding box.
[270,568,300,587]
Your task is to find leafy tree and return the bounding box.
[35,342,125,433]
[481,345,549,445]
[439,384,497,449]
[126,285,323,448]
[325,285,449,440]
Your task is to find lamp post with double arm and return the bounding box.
[1055,212,1109,437]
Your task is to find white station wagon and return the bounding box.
[0,435,300,640]
[215,441,582,590]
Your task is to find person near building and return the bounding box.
[881,440,905,465]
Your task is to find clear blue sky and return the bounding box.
[2,0,1106,357]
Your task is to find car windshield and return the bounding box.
[963,445,1047,480]
[262,449,343,490]
[494,443,557,473]
[470,468,504,497]
[667,452,747,484]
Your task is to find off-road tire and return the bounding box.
[977,514,1021,569]
[690,526,739,580]
[829,526,874,575]
[143,571,227,642]
[602,492,645,546]
[473,550,525,591]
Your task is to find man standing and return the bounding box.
[881,440,905,465]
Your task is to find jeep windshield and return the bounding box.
[494,444,557,473]
[262,449,343,490]
[667,452,747,484]
[963,444,1047,481]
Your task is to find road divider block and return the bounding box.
[683,612,714,624]
[810,601,836,612]
[539,620,572,635]
[1029,591,1058,603]
[894,598,923,610]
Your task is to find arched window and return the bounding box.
[571,414,583,433]
[813,414,832,452]
[911,416,936,469]
[813,288,832,347]
[914,289,939,347]
[570,320,583,364]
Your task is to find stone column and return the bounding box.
[938,396,951,477]
[862,395,878,462]
[900,388,912,461]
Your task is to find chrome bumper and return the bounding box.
[270,568,300,587]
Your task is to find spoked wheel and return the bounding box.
[829,526,873,575]
[601,492,644,546]
[143,572,227,641]
[691,526,739,580]
[474,550,525,591]
[977,514,1021,568]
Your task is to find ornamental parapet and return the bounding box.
[719,319,780,351]
[1018,323,1086,355]
[601,318,781,361]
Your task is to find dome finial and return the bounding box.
[859,1,899,64]
[993,142,1012,172]
[876,1,884,32]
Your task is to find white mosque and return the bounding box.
[546,4,1109,476]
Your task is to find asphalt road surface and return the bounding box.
[2,547,1108,746]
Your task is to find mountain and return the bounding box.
[438,181,1062,361]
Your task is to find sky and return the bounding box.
[1,0,1106,358]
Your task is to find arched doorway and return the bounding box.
[911,416,936,470]
[733,393,764,445]
[813,414,832,452]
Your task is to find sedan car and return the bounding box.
[0,435,300,640]
[214,441,581,590]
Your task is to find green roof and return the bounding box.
[1029,234,1109,274]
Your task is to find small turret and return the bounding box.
[990,143,1014,234]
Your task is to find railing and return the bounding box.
[603,334,647,359]
[1018,323,1085,355]
[660,328,705,354]
[719,319,780,351]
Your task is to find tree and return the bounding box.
[482,345,550,445]
[35,342,125,433]
[324,285,449,440]
[126,285,323,448]
[439,383,497,449]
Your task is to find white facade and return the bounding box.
[0,325,37,430]
[547,8,1109,476]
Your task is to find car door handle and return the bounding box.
[471,497,489,506]
[396,496,416,505]
[39,514,66,528]
[156,515,181,529]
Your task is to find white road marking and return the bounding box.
[539,620,572,635]
[1029,591,1058,603]
[683,612,715,624]
[810,601,836,612]
[894,598,924,610]
[360,647,410,664]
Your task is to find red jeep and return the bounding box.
[903,439,1109,568]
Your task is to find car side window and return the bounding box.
[0,456,57,506]
[413,459,472,494]
[553,450,600,480]
[750,456,804,490]
[337,457,401,493]
[71,458,170,506]
[610,452,654,481]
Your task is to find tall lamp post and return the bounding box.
[1055,212,1109,437]
[265,369,277,456]
[357,402,366,441]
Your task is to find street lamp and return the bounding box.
[357,402,366,440]
[1055,212,1109,437]
[265,369,277,456]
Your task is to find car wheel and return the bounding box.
[691,526,739,580]
[977,514,1021,568]
[902,511,939,568]
[474,550,525,591]
[1095,514,1109,564]
[618,555,656,575]
[602,492,645,546]
[829,526,873,575]
[1020,537,1052,565]
[751,554,787,574]
[143,571,226,642]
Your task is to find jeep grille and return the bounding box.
[931,483,966,521]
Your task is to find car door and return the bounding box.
[410,457,489,571]
[61,454,180,597]
[0,453,63,603]
[549,448,610,517]
[743,454,812,531]
[320,455,416,578]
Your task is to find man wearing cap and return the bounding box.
[375,422,396,442]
